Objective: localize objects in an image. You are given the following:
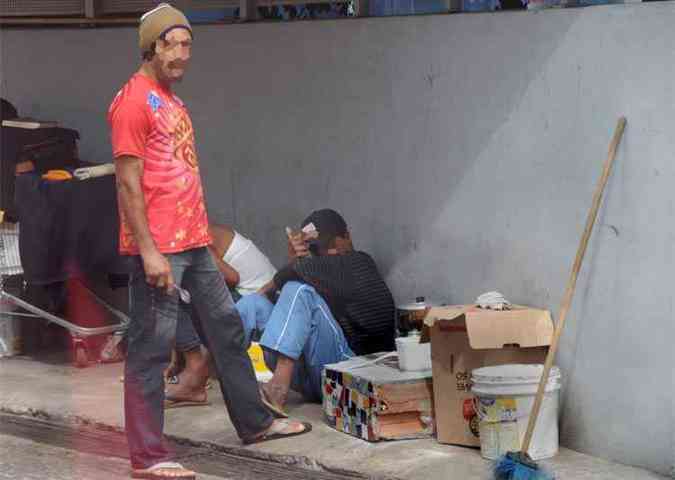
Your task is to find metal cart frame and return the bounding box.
[0,222,129,367]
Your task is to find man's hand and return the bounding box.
[142,250,174,292]
[287,230,309,259]
[286,227,318,261]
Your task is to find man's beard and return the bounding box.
[158,61,187,84]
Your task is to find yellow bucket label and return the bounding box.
[479,397,518,423]
[496,398,517,422]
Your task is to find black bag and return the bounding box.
[0,126,80,221]
[0,98,18,121]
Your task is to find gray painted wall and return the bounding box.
[1,4,674,476]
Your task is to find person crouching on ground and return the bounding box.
[169,209,396,416]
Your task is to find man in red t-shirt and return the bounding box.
[109,4,310,479]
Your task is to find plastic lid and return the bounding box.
[471,364,561,384]
[396,334,421,344]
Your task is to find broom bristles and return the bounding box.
[494,452,554,480]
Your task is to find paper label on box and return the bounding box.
[462,398,480,438]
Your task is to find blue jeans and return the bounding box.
[124,248,273,469]
[236,282,355,401]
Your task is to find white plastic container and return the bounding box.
[395,332,431,371]
[471,364,561,460]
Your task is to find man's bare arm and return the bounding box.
[115,155,174,291]
[208,244,240,287]
[207,224,240,287]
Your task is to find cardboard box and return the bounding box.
[423,305,553,447]
[322,354,434,441]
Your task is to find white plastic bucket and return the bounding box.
[471,364,561,460]
[0,300,22,357]
[395,335,431,371]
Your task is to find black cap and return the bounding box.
[301,208,348,251]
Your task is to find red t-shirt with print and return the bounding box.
[108,73,210,255]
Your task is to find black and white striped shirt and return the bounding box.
[274,251,395,355]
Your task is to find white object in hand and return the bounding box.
[301,222,317,234]
[176,286,191,304]
[286,223,318,240]
[301,223,318,241]
[73,163,116,180]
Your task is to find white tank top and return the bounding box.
[223,231,277,296]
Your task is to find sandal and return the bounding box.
[258,384,288,418]
[166,375,213,390]
[164,386,210,409]
[131,461,195,479]
[243,419,312,445]
[164,396,210,409]
[164,374,211,409]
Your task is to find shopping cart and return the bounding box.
[0,166,130,367]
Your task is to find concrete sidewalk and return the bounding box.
[0,354,668,480]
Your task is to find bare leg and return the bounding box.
[182,347,210,378]
[260,354,295,409]
[165,346,210,403]
[163,349,179,379]
[251,358,312,442]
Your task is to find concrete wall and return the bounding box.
[1,4,674,476]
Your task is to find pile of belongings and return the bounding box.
[475,291,511,310]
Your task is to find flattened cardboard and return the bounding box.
[424,305,553,446]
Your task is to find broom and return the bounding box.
[494,117,627,480]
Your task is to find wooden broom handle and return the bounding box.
[520,117,627,454]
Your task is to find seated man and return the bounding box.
[161,224,277,404]
[101,223,276,367]
[207,223,277,299]
[168,209,396,415]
